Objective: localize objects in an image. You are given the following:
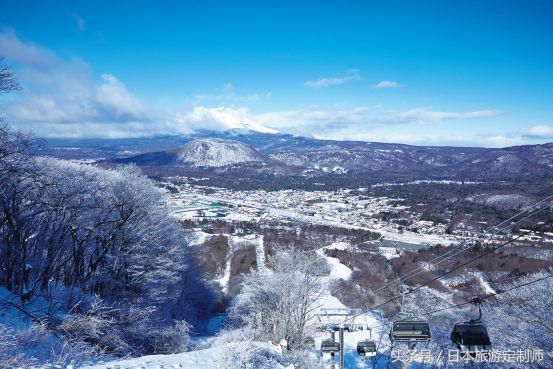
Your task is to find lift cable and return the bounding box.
[369,198,553,297]
[311,195,553,326]
[416,273,553,318]
[311,200,552,320]
[345,272,553,333]
[341,218,553,324]
[485,276,553,334]
[334,200,553,315]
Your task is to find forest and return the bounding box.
[1,113,217,366]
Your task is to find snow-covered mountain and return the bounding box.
[177,138,264,167]
[178,106,278,135]
[48,132,553,181]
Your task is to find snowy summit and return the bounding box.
[177,138,264,167]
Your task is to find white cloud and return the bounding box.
[96,74,147,117]
[257,106,501,130]
[479,134,525,147]
[373,80,403,89]
[0,32,513,144]
[527,125,553,138]
[195,83,272,102]
[174,106,278,134]
[170,105,501,140]
[71,13,86,32]
[0,31,152,129]
[168,106,376,138]
[304,69,361,88]
[398,108,501,123]
[0,31,57,66]
[256,106,369,133]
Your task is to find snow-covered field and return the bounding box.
[183,228,212,246]
[81,342,287,369]
[316,244,353,282]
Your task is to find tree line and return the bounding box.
[0,57,216,365]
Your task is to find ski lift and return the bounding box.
[357,327,377,357]
[389,319,432,342]
[451,298,491,355]
[320,339,341,353]
[303,336,315,349]
[357,340,377,357]
[343,323,355,332]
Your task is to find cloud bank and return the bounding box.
[526,125,553,138]
[1,31,544,148]
[0,31,154,134]
[173,105,504,144]
[373,80,403,89]
[304,69,361,88]
[175,106,277,134]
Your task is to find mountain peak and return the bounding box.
[177,138,264,167]
[181,106,278,135]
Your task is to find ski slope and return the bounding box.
[311,242,393,369]
[82,241,392,369]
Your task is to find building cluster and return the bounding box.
[163,181,463,247]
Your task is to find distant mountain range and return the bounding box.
[42,130,553,182]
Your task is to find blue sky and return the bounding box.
[0,0,552,146]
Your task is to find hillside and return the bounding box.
[72,132,553,184]
[177,138,264,167]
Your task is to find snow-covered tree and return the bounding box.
[0,125,216,359]
[230,247,326,350]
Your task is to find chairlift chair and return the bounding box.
[356,340,377,357]
[451,298,492,355]
[303,336,316,349]
[451,323,491,354]
[320,339,341,353]
[389,319,432,343]
[357,327,377,357]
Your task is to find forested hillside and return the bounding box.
[0,61,216,366]
[0,125,217,366]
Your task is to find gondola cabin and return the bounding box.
[303,336,316,349]
[389,320,431,342]
[320,339,341,353]
[356,340,377,357]
[451,323,491,354]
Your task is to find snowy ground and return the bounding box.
[316,243,353,282]
[82,348,221,369]
[81,342,287,369]
[216,256,232,294]
[182,228,212,246]
[215,234,269,293]
[255,235,269,274]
